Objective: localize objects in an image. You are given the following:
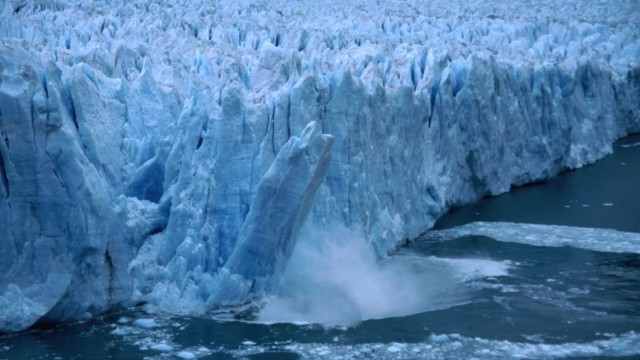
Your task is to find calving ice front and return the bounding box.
[0,0,639,333]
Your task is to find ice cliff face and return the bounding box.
[0,46,131,332]
[1,0,639,332]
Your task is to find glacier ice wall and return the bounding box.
[0,46,131,331]
[1,0,639,331]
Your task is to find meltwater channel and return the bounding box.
[1,134,640,359]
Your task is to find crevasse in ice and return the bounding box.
[0,0,639,332]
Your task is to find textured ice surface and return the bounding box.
[1,0,640,331]
[424,222,640,254]
[234,332,640,359]
[212,122,332,301]
[104,318,640,360]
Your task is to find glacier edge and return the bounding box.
[0,0,639,332]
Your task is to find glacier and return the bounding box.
[0,0,639,332]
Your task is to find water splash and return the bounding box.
[258,226,510,327]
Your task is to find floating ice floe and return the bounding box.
[423,222,640,254]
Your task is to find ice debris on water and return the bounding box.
[133,318,160,329]
[176,351,196,359]
[424,222,640,254]
[230,332,640,359]
[429,334,451,343]
[150,343,173,352]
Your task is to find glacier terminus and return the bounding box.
[0,0,639,332]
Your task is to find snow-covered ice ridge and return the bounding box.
[1,0,639,332]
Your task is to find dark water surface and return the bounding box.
[1,135,639,359]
